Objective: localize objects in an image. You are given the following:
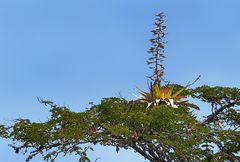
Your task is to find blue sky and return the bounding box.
[0,0,240,161]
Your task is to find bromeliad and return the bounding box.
[136,12,200,110]
[136,84,199,110]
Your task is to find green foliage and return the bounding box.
[189,85,240,105]
[0,124,8,138]
[5,93,240,161]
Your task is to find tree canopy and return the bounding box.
[1,12,239,162]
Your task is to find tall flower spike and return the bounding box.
[147,12,167,87]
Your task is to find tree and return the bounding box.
[2,12,240,162]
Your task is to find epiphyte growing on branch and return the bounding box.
[136,12,200,110]
[136,84,199,110]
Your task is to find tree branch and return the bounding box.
[203,102,236,124]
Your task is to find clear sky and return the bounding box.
[0,0,240,162]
